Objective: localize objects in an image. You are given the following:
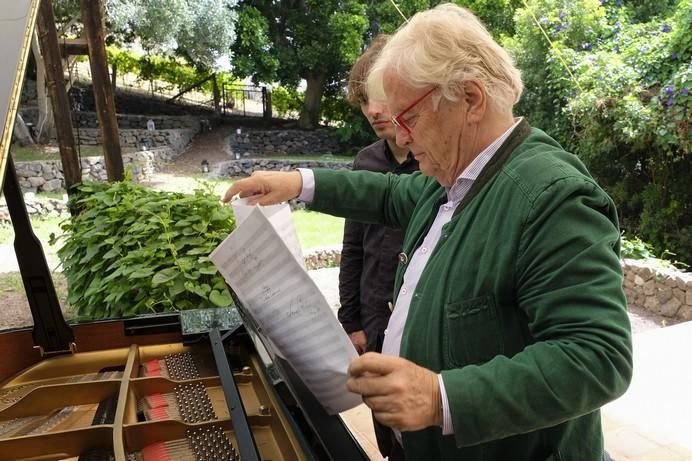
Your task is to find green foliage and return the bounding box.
[322,99,377,149]
[51,181,236,320]
[271,86,303,118]
[104,0,237,70]
[507,0,691,265]
[232,0,369,128]
[620,233,656,260]
[107,47,238,96]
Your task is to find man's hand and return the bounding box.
[347,353,442,432]
[348,330,368,355]
[222,171,303,205]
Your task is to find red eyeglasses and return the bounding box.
[390,87,437,135]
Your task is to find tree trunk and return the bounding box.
[81,0,124,182]
[13,114,35,146]
[31,31,55,144]
[36,0,81,189]
[111,62,117,90]
[212,73,221,118]
[298,72,326,130]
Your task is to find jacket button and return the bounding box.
[398,252,408,264]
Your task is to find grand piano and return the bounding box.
[0,2,369,460]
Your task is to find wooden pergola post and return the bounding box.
[36,0,81,190]
[80,0,123,181]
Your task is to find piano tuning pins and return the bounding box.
[174,382,216,423]
[164,352,201,381]
[186,425,240,461]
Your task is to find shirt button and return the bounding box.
[421,247,428,254]
[401,288,407,295]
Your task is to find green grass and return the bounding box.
[292,209,344,249]
[0,215,66,261]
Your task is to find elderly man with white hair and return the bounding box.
[224,3,632,460]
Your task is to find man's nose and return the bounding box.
[395,126,412,147]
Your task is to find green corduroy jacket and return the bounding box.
[309,122,633,461]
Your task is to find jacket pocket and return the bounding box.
[444,295,504,366]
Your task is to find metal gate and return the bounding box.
[222,84,271,119]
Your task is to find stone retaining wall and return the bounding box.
[13,146,180,193]
[73,112,201,131]
[304,247,342,270]
[0,194,68,225]
[622,259,692,322]
[227,129,342,157]
[217,158,352,178]
[75,127,196,153]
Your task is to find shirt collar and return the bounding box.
[447,117,523,201]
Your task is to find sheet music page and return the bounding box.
[230,196,304,268]
[209,207,362,414]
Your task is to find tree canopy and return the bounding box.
[53,0,237,72]
[231,0,369,129]
[230,0,520,129]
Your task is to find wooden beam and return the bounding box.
[36,0,81,189]
[58,37,89,57]
[80,0,123,181]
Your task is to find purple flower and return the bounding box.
[615,0,622,6]
[559,11,567,20]
[666,98,673,106]
[555,24,566,32]
[661,24,671,33]
[682,88,689,95]
[615,21,622,28]
[582,43,593,51]
[671,53,678,59]
[599,0,605,4]
[665,85,674,95]
[596,76,603,81]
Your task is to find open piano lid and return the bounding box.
[0,3,370,460]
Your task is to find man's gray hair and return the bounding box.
[368,3,523,115]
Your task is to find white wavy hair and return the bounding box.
[368,3,523,115]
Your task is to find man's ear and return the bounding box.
[462,80,487,123]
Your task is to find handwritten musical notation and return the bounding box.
[210,205,361,414]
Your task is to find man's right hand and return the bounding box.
[222,170,303,206]
[348,330,368,355]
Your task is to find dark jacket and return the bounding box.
[338,139,418,353]
[311,122,633,460]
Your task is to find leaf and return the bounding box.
[209,289,233,307]
[152,267,179,285]
[168,277,186,297]
[129,268,155,279]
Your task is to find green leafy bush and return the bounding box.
[271,86,303,118]
[620,233,656,260]
[107,47,239,96]
[51,181,235,320]
[506,0,691,265]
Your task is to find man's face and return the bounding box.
[384,71,468,187]
[360,99,396,141]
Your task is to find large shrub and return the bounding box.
[51,181,235,320]
[506,0,691,264]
